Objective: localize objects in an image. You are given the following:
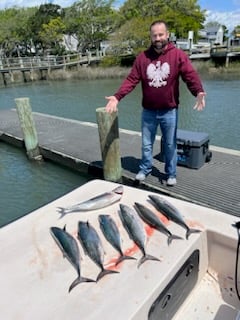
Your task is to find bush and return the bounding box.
[120,54,135,67]
[100,56,121,67]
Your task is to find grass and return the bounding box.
[47,60,240,81]
[193,60,240,75]
[2,58,240,86]
[47,65,130,80]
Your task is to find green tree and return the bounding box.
[108,16,156,54]
[119,0,167,20]
[119,0,205,35]
[39,17,66,54]
[27,3,64,53]
[0,8,18,56]
[0,0,207,59]
[111,0,206,53]
[64,0,121,52]
[0,7,37,57]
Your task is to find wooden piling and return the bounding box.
[225,55,229,68]
[96,107,122,182]
[15,97,43,161]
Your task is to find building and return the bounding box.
[199,25,224,45]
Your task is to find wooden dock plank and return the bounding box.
[0,109,240,217]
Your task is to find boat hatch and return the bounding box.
[148,250,199,320]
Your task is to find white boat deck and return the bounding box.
[174,230,240,320]
[176,271,239,320]
[0,179,239,320]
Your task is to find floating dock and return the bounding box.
[0,109,240,217]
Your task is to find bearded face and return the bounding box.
[150,23,169,52]
[152,39,168,51]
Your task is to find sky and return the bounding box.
[0,0,239,32]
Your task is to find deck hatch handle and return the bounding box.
[161,294,172,309]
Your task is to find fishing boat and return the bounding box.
[0,179,239,319]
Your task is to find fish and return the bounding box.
[50,226,95,293]
[57,185,123,217]
[134,202,183,245]
[78,221,119,282]
[98,214,136,265]
[119,204,160,268]
[148,195,201,240]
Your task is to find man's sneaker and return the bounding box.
[135,171,146,181]
[166,177,177,186]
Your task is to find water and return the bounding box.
[0,142,92,227]
[1,74,240,226]
[2,75,240,150]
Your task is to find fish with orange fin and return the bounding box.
[78,221,119,282]
[148,195,201,240]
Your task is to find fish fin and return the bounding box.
[137,254,161,268]
[186,228,202,240]
[113,185,123,195]
[56,207,67,219]
[68,276,95,293]
[96,269,119,282]
[167,234,183,246]
[115,255,136,266]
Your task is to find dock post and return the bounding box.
[225,55,229,68]
[15,97,43,161]
[96,107,122,182]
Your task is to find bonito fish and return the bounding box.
[119,204,160,268]
[57,185,123,217]
[98,214,136,265]
[134,202,182,245]
[148,195,201,240]
[78,221,119,282]
[50,226,95,293]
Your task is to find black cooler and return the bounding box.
[160,129,212,169]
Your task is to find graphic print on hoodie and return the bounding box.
[147,61,170,88]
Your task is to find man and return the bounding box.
[104,20,206,186]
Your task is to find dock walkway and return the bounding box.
[0,109,239,217]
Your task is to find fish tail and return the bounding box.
[167,234,183,245]
[56,207,67,219]
[96,269,119,282]
[186,228,202,240]
[115,254,136,266]
[68,276,95,293]
[137,254,160,268]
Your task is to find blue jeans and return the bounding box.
[140,108,178,178]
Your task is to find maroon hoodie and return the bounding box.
[114,42,204,110]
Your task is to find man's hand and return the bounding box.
[193,92,206,111]
[105,96,119,113]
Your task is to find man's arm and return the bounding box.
[104,53,142,113]
[179,50,206,111]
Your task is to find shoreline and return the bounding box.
[0,61,240,87]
